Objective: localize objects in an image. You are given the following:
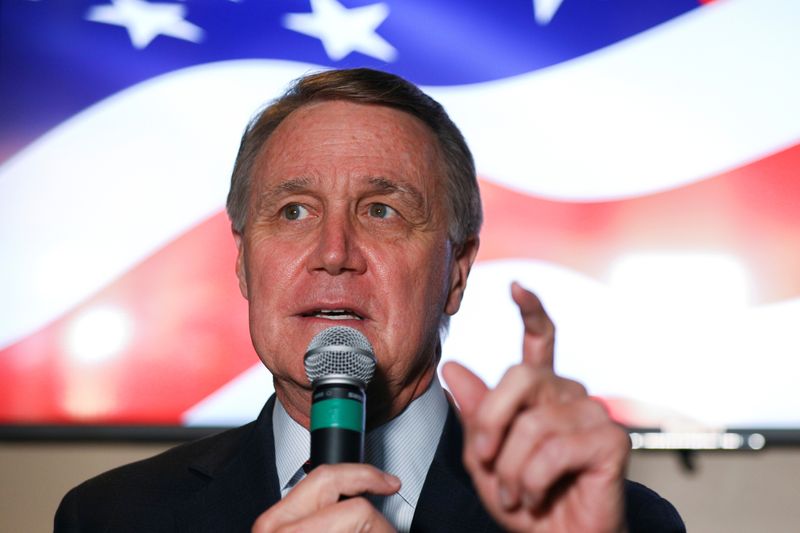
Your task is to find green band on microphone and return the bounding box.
[310,398,364,432]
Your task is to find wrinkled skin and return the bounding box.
[234,100,477,429]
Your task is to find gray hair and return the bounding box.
[226,68,482,249]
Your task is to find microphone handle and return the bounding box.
[309,381,366,467]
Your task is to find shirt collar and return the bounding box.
[272,375,449,506]
[365,376,447,507]
[273,398,310,493]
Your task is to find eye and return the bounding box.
[282,203,309,221]
[368,203,396,219]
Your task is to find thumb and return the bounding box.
[442,361,489,418]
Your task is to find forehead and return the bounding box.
[253,100,445,192]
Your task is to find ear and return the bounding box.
[233,229,249,300]
[444,236,480,316]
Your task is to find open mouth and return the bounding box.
[302,309,364,321]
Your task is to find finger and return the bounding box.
[493,399,610,510]
[469,365,543,462]
[252,464,400,532]
[511,282,555,368]
[519,423,630,512]
[266,497,396,533]
[441,361,489,418]
[469,365,586,463]
[288,464,400,507]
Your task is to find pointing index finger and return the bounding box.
[511,281,555,369]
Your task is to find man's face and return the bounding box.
[234,100,476,425]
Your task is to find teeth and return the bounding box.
[313,309,361,320]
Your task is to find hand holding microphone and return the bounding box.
[251,326,398,533]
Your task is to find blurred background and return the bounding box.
[1,0,799,530]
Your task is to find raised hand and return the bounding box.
[443,282,630,532]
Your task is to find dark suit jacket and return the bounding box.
[55,396,685,532]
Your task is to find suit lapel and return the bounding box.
[411,405,503,533]
[175,396,283,533]
[168,396,500,531]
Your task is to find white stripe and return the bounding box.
[429,0,800,200]
[442,259,800,429]
[182,363,273,426]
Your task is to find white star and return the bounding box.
[533,0,565,25]
[86,0,204,50]
[283,0,397,62]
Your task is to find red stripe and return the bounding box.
[0,213,254,424]
[478,142,800,304]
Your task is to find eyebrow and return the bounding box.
[254,175,428,211]
[255,177,313,210]
[366,176,426,210]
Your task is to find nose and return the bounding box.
[309,213,366,275]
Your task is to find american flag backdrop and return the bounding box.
[1,0,799,431]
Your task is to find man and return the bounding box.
[55,68,684,532]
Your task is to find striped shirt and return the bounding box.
[273,377,449,532]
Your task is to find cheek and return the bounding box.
[247,235,308,292]
[244,242,306,345]
[375,242,450,341]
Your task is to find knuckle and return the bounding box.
[567,379,588,398]
[582,397,611,421]
[504,363,531,383]
[544,319,555,338]
[551,378,587,404]
[252,509,283,533]
[462,446,481,472]
[265,519,292,533]
[251,515,269,533]
[608,424,632,451]
[595,424,631,471]
[473,408,493,431]
[509,363,541,390]
[349,496,376,516]
[473,406,502,435]
[540,436,564,466]
[471,414,492,437]
[495,454,521,486]
[537,378,563,404]
[560,398,608,429]
[521,457,548,493]
[514,409,541,439]
[312,463,333,478]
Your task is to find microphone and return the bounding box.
[304,326,377,467]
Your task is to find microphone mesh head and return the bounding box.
[304,326,376,386]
